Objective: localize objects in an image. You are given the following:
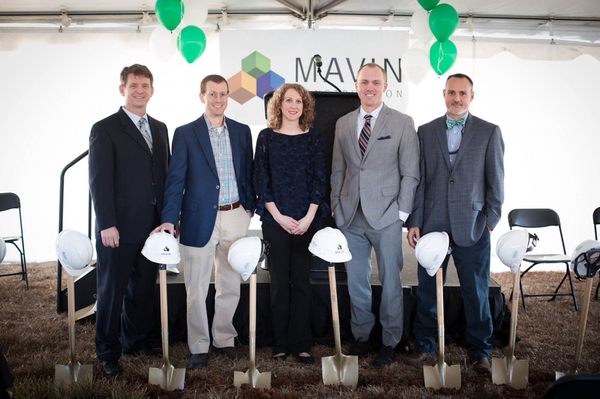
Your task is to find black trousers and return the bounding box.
[262,222,317,355]
[95,241,158,361]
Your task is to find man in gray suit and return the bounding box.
[331,63,420,367]
[403,73,504,375]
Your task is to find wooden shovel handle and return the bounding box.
[328,264,343,357]
[435,268,445,364]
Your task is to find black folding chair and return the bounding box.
[545,374,600,399]
[508,208,577,311]
[593,207,600,299]
[0,192,28,288]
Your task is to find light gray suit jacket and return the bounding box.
[406,114,505,247]
[331,104,420,230]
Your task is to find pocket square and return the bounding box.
[377,135,391,140]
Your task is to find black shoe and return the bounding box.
[186,353,208,369]
[296,353,315,365]
[349,340,371,357]
[211,345,244,360]
[401,350,435,367]
[373,345,395,368]
[470,357,491,376]
[271,352,288,361]
[101,360,122,377]
[123,346,161,357]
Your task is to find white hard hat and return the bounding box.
[415,231,450,277]
[570,239,600,278]
[0,238,6,263]
[56,230,94,276]
[228,236,264,281]
[496,230,530,272]
[141,231,181,265]
[308,227,352,263]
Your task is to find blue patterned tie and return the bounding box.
[446,116,465,129]
[138,118,153,151]
[359,114,372,157]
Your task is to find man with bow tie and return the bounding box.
[403,73,505,376]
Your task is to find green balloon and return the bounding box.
[155,0,184,31]
[177,25,207,63]
[429,3,459,42]
[429,40,457,75]
[418,0,440,11]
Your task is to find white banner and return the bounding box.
[220,30,410,124]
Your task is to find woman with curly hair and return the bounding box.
[253,83,327,364]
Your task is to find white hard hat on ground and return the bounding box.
[0,238,6,263]
[415,231,450,277]
[308,227,352,263]
[142,231,181,265]
[56,230,94,276]
[228,236,265,281]
[570,239,600,279]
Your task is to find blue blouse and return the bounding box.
[253,127,328,227]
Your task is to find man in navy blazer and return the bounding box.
[404,73,504,375]
[89,64,170,376]
[155,74,254,369]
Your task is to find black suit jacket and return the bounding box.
[89,108,170,244]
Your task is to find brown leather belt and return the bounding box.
[218,200,241,211]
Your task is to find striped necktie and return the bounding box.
[359,114,372,157]
[138,117,152,151]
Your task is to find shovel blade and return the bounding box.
[234,369,271,389]
[55,362,93,386]
[492,356,528,389]
[424,362,461,390]
[322,354,359,388]
[149,364,186,391]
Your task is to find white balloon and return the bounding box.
[183,0,209,26]
[411,8,434,44]
[402,46,430,84]
[149,27,177,62]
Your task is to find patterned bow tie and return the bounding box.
[446,117,465,129]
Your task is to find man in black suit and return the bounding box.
[89,64,170,376]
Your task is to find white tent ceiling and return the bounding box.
[1,1,600,43]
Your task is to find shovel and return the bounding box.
[148,264,185,391]
[322,263,358,389]
[423,268,461,390]
[234,271,271,388]
[555,276,595,380]
[55,273,93,386]
[492,267,529,389]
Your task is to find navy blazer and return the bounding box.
[89,108,170,244]
[161,116,255,247]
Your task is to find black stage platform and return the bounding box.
[152,233,508,350]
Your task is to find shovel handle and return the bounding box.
[327,264,343,357]
[435,269,445,364]
[575,277,594,369]
[159,268,170,364]
[507,268,521,360]
[67,274,77,365]
[249,273,257,365]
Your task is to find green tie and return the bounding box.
[446,117,465,129]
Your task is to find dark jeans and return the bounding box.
[95,242,159,361]
[413,230,492,359]
[262,222,316,355]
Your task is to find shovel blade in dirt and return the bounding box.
[149,363,186,391]
[322,353,358,388]
[424,362,461,390]
[55,362,93,386]
[492,356,528,389]
[321,264,359,389]
[55,274,93,386]
[234,368,272,389]
[148,266,186,391]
